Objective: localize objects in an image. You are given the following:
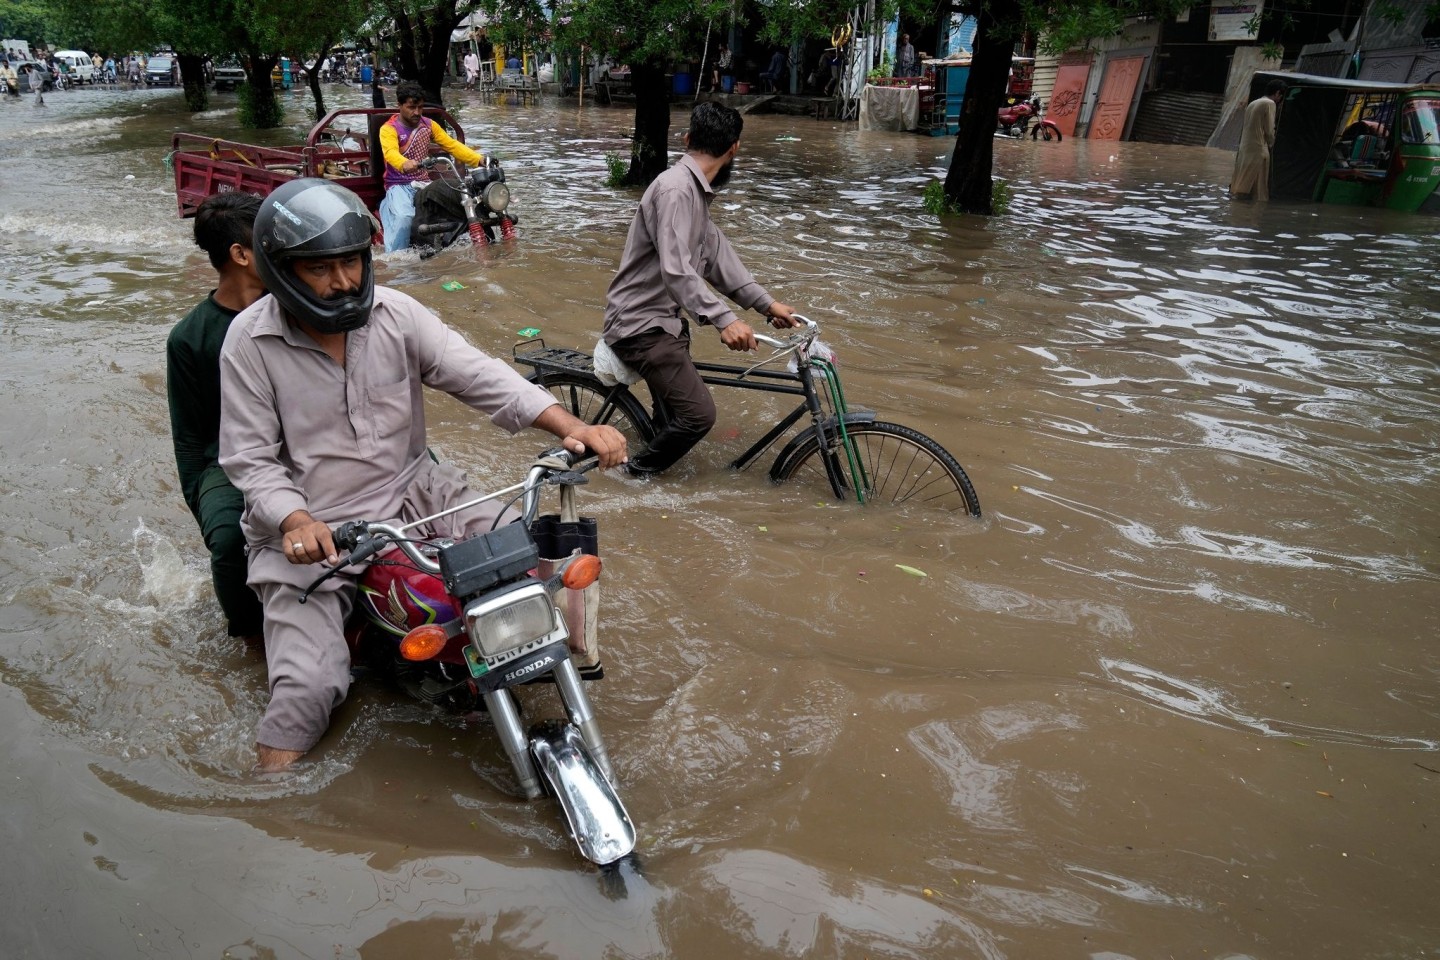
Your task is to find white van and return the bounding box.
[54,50,95,83]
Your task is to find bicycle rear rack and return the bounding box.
[513,341,597,377]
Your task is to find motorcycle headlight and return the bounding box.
[465,581,556,658]
[482,181,510,214]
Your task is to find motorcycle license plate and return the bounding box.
[462,644,490,678]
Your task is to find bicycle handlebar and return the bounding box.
[753,314,817,351]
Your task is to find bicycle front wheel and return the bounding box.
[528,372,657,447]
[776,421,981,516]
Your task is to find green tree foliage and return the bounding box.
[481,0,721,185]
[483,0,925,187]
[248,0,370,120]
[36,0,369,122]
[0,0,56,47]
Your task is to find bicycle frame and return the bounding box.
[689,356,876,501]
[517,321,880,503]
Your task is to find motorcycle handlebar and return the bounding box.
[298,449,596,604]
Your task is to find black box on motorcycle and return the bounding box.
[438,523,539,599]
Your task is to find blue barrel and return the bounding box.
[360,64,373,84]
[720,74,734,94]
[672,71,693,95]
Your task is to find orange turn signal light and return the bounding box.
[399,624,449,661]
[562,554,602,590]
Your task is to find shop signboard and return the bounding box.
[1210,0,1263,41]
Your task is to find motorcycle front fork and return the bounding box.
[482,658,617,800]
[466,217,518,244]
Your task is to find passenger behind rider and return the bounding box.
[218,179,627,771]
[602,101,798,477]
[377,81,483,252]
[166,192,267,646]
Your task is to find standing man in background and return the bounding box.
[896,34,918,77]
[167,193,267,646]
[463,49,480,89]
[1231,78,1285,201]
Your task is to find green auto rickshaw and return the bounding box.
[1257,70,1440,213]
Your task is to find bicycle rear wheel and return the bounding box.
[776,421,981,516]
[528,372,656,447]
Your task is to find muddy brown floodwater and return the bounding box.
[0,82,1437,960]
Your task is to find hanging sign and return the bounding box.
[1209,0,1263,41]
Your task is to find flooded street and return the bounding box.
[1,82,1437,959]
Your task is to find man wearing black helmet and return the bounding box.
[219,179,627,771]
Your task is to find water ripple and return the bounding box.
[1100,659,1439,749]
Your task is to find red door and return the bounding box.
[1048,60,1091,139]
[1089,56,1145,140]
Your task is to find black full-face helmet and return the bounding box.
[253,178,378,334]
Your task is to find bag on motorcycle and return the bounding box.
[530,505,601,670]
[411,177,466,240]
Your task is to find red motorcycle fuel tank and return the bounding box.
[348,547,469,663]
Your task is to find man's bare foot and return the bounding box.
[256,745,304,772]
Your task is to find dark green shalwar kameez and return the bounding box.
[166,293,263,638]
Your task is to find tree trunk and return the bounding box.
[390,2,462,107]
[626,57,671,186]
[393,10,419,81]
[177,53,209,112]
[306,42,333,122]
[942,0,1021,214]
[239,51,282,128]
[419,14,455,105]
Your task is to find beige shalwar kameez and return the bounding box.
[1232,95,1278,201]
[219,286,557,752]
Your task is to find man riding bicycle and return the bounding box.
[601,102,798,477]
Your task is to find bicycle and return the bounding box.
[513,317,981,516]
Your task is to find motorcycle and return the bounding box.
[411,154,518,259]
[997,97,1063,141]
[300,450,635,867]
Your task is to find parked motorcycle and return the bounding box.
[301,450,635,866]
[411,155,518,259]
[997,97,1063,141]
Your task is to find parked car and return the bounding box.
[213,59,245,91]
[146,55,176,86]
[53,50,95,83]
[13,60,53,93]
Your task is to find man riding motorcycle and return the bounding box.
[378,81,484,251]
[218,179,626,770]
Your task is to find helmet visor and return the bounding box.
[262,187,376,255]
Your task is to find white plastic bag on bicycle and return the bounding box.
[789,338,837,376]
[592,337,642,387]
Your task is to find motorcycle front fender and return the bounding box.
[530,719,636,865]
